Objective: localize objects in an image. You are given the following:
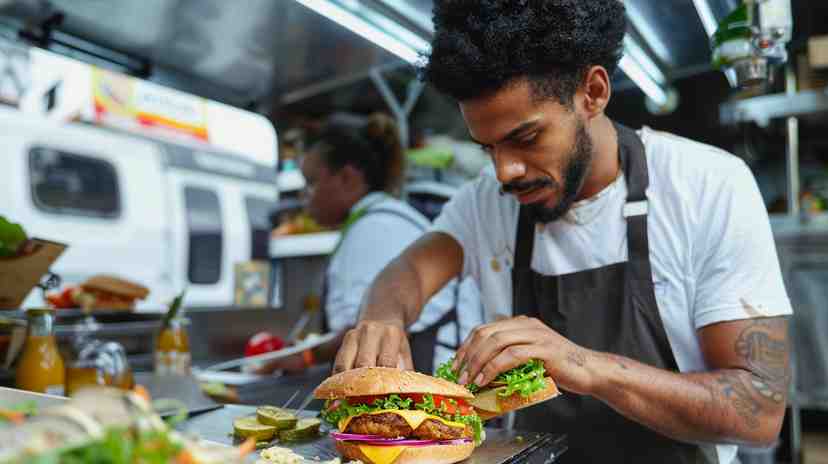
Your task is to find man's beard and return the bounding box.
[501,119,594,223]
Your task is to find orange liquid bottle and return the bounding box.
[155,317,191,375]
[15,309,65,395]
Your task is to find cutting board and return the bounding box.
[179,405,567,463]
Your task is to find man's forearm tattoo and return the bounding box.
[718,373,761,429]
[735,317,790,403]
[718,316,790,428]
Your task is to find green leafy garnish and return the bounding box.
[35,428,183,464]
[161,289,187,329]
[494,359,547,398]
[436,360,479,393]
[5,400,38,415]
[436,358,547,398]
[0,216,27,258]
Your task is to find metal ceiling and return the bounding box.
[0,0,795,111]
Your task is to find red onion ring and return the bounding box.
[329,432,472,447]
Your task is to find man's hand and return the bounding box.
[333,320,415,373]
[454,315,594,394]
[456,313,790,447]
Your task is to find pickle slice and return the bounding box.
[233,416,276,441]
[278,418,321,442]
[256,406,298,430]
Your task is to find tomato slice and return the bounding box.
[402,394,424,404]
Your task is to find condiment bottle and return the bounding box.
[15,308,64,395]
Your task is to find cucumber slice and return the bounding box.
[256,406,298,430]
[278,418,321,442]
[233,416,276,441]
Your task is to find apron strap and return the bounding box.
[514,206,535,270]
[615,123,653,284]
[615,123,676,367]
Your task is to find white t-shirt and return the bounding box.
[433,127,792,464]
[326,192,484,371]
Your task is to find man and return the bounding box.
[333,1,792,462]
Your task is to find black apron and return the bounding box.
[320,207,460,373]
[511,123,710,463]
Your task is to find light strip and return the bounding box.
[624,36,666,84]
[298,0,669,107]
[692,0,719,37]
[376,0,435,34]
[624,2,672,65]
[294,0,424,64]
[619,55,668,107]
[360,6,431,53]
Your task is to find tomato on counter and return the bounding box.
[244,331,285,357]
[45,287,78,309]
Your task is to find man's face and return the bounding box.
[301,151,349,227]
[460,79,594,223]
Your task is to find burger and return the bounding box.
[436,359,560,420]
[314,367,482,464]
[78,275,149,310]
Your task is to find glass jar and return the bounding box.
[66,339,133,395]
[15,309,64,395]
[155,317,191,375]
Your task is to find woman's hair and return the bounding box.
[312,113,404,194]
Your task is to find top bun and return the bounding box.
[314,367,473,400]
[81,275,149,299]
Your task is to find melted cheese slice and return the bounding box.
[357,445,407,464]
[338,409,466,432]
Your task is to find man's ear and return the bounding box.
[580,65,611,120]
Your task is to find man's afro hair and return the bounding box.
[421,0,627,105]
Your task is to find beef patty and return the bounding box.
[345,413,412,438]
[345,413,471,440]
[412,419,473,440]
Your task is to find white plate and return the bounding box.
[203,332,339,372]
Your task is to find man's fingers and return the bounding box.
[476,343,541,387]
[400,336,415,370]
[354,323,383,368]
[333,329,359,373]
[378,325,402,368]
[454,316,538,371]
[460,328,547,387]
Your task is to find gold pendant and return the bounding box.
[491,258,501,272]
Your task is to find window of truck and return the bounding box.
[245,196,273,260]
[29,147,121,218]
[184,187,223,284]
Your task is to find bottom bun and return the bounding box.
[335,440,474,464]
[474,377,561,420]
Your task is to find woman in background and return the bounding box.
[259,113,481,374]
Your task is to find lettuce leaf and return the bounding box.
[0,216,26,258]
[435,360,479,393]
[436,358,547,398]
[494,359,547,398]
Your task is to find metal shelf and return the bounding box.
[269,231,340,258]
[719,87,828,126]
